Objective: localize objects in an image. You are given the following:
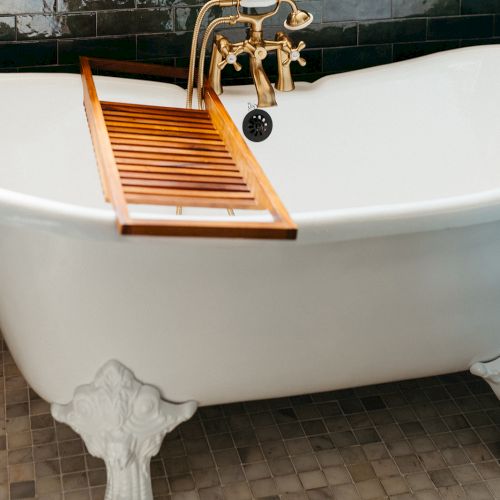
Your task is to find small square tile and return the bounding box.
[381,476,408,495]
[462,482,494,499]
[432,433,458,450]
[451,464,481,484]
[410,437,435,453]
[292,454,319,473]
[486,478,500,497]
[438,485,467,499]
[419,451,447,470]
[323,466,351,486]
[386,440,412,457]
[361,443,388,461]
[463,443,493,462]
[222,481,252,499]
[261,440,287,459]
[325,417,350,433]
[213,449,240,468]
[429,469,457,487]
[442,447,469,466]
[414,489,441,499]
[169,473,195,492]
[276,474,303,494]
[193,468,219,489]
[299,470,327,490]
[339,446,367,465]
[8,447,33,465]
[309,435,334,452]
[88,469,106,487]
[285,438,312,456]
[62,471,88,491]
[355,478,385,499]
[35,459,60,478]
[306,487,334,499]
[219,465,245,484]
[244,462,270,480]
[10,480,36,498]
[347,463,375,482]
[36,475,63,494]
[316,450,343,468]
[8,431,32,450]
[330,432,356,447]
[199,486,223,500]
[269,457,294,476]
[476,461,500,480]
[370,458,399,478]
[9,462,34,482]
[250,477,278,497]
[330,483,360,500]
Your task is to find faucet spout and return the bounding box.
[249,56,277,107]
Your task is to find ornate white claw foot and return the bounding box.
[470,356,500,399]
[51,361,198,500]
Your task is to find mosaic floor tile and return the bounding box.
[0,335,498,499]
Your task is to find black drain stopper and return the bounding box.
[242,109,273,142]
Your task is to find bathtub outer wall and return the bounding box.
[0,218,498,407]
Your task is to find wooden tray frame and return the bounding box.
[81,57,297,239]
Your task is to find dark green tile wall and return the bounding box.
[0,0,499,82]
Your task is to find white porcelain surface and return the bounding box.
[470,356,500,399]
[52,360,197,500]
[0,46,499,406]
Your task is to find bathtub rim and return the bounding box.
[2,185,500,244]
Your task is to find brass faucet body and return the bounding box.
[207,5,307,107]
[186,0,310,109]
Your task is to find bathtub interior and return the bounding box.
[1,46,500,218]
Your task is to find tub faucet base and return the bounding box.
[51,360,198,500]
[470,356,500,399]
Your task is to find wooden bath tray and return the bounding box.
[81,57,297,239]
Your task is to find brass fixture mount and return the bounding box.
[186,0,313,109]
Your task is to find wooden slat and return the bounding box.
[103,109,214,126]
[117,164,244,177]
[109,133,227,150]
[105,120,219,136]
[116,158,238,171]
[124,186,254,199]
[120,171,246,184]
[104,112,216,130]
[121,178,250,192]
[124,193,263,210]
[113,150,236,165]
[102,101,208,117]
[82,57,297,239]
[112,144,232,159]
[106,126,220,141]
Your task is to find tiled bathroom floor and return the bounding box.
[0,337,498,500]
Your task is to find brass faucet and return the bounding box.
[186,0,312,109]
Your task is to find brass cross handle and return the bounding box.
[217,38,244,71]
[281,40,306,66]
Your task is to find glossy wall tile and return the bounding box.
[0,0,500,84]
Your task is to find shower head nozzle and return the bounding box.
[284,8,313,30]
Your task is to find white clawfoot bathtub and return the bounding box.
[1,45,500,498]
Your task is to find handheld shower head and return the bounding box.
[284,7,313,30]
